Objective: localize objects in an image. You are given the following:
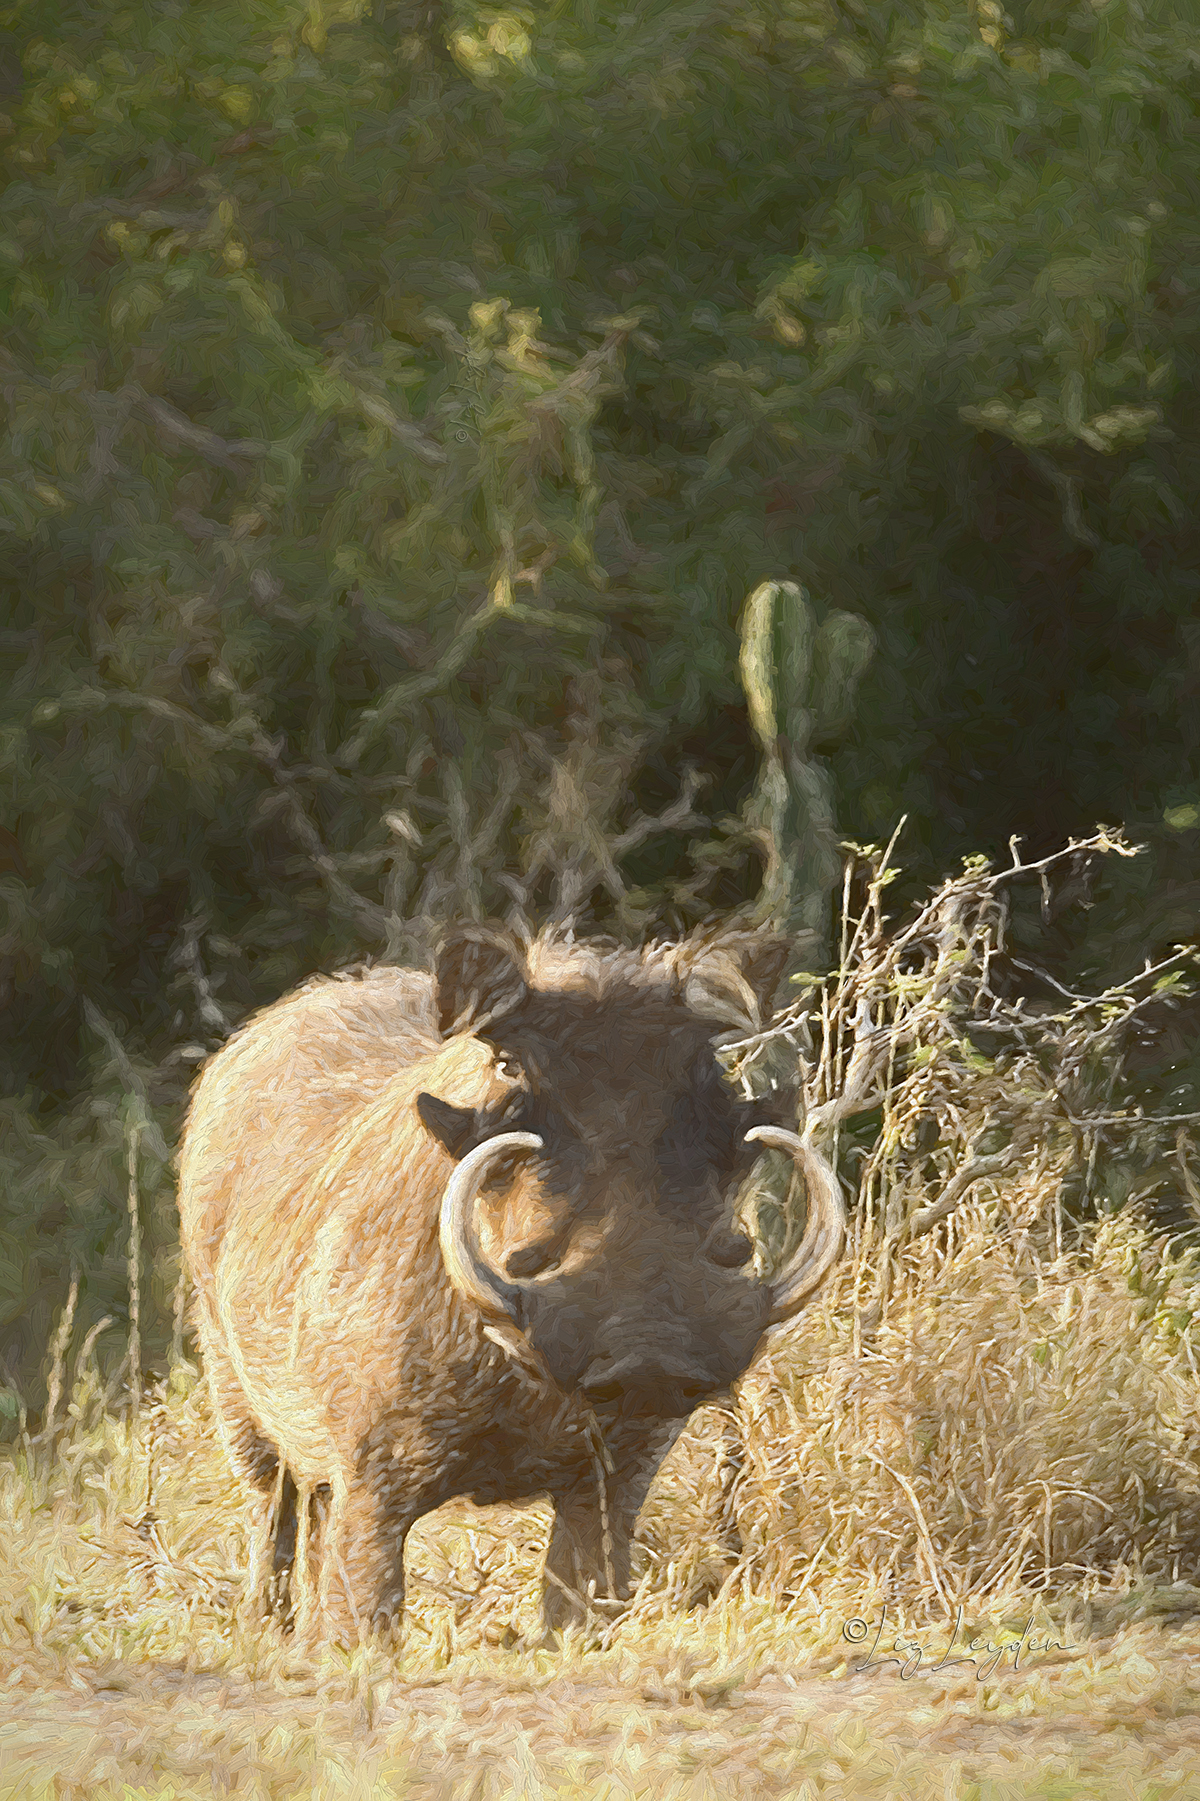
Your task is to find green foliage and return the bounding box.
[0,0,1197,1390]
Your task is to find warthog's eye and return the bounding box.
[706,1229,753,1268]
[505,1235,562,1279]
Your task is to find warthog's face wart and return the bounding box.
[416,936,781,1420]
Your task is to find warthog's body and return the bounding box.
[178,924,843,1642]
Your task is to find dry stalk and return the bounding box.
[38,1264,80,1451]
[75,1313,112,1384]
[73,1313,113,1434]
[126,1118,142,1428]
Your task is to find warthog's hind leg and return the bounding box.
[265,1467,299,1623]
[197,1332,328,1630]
[265,1472,330,1632]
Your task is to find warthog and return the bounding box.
[178,923,843,1643]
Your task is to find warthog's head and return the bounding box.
[416,925,843,1421]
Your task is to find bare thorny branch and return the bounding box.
[725,827,1199,1308]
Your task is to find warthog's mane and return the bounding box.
[521,926,782,1040]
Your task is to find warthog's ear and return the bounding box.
[673,929,791,1034]
[416,1092,478,1158]
[434,923,529,1037]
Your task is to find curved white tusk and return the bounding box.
[745,1124,846,1326]
[438,1132,544,1319]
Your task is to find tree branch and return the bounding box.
[135,388,270,470]
[901,1150,1018,1243]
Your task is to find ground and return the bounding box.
[5,1613,1200,1799]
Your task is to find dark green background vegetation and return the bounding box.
[0,0,1198,1399]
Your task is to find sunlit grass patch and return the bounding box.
[5,1355,1200,1798]
[5,1202,1200,1700]
[704,1210,1200,1637]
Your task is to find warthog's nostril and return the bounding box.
[581,1377,624,1403]
[581,1371,715,1414]
[580,1350,719,1411]
[707,1232,753,1268]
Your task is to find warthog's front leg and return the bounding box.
[542,1422,689,1639]
[543,1458,661,1637]
[315,1468,422,1646]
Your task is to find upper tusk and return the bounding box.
[438,1132,544,1320]
[745,1124,846,1327]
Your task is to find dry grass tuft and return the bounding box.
[631,829,1200,1643]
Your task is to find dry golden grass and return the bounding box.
[707,1210,1200,1628]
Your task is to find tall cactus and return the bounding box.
[739,580,874,961]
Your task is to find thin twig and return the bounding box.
[82,1002,172,1164]
[901,1151,1019,1242]
[136,387,270,469]
[99,1353,130,1416]
[610,764,707,857]
[75,1315,113,1429]
[175,913,237,1038]
[336,599,504,771]
[127,1120,143,1428]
